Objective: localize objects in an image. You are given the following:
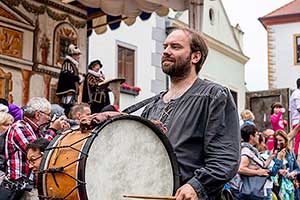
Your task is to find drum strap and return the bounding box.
[122,92,163,114]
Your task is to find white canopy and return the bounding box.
[78,0,188,17]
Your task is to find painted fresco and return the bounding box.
[0,26,22,58]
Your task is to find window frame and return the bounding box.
[294,34,300,65]
[116,41,137,87]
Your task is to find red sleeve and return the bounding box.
[44,128,57,141]
[13,126,37,153]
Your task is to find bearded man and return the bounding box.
[141,27,240,200]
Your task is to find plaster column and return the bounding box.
[21,69,31,105]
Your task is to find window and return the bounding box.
[117,45,135,86]
[294,34,300,65]
[209,8,215,25]
[230,89,238,107]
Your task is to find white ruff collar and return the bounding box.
[66,55,79,66]
[88,69,101,77]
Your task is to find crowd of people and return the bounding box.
[0,97,95,199]
[227,80,300,200]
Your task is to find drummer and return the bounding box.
[82,27,240,200]
[82,60,111,113]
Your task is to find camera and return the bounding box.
[51,114,78,126]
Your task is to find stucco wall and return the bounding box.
[270,22,300,89]
[201,48,246,113]
[29,74,45,99]
[89,14,164,111]
[202,0,240,52]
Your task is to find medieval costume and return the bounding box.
[56,44,81,115]
[82,60,110,113]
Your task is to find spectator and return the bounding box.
[26,138,50,176]
[290,78,300,155]
[0,98,22,122]
[257,132,285,200]
[0,98,9,112]
[50,104,74,129]
[237,125,271,199]
[273,130,300,200]
[270,102,287,132]
[4,97,64,199]
[264,129,275,151]
[8,103,22,122]
[240,109,255,128]
[50,104,65,120]
[0,112,14,184]
[69,103,91,121]
[26,138,50,200]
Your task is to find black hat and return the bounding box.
[0,98,8,107]
[0,98,9,112]
[88,60,102,70]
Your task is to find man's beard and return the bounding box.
[161,54,192,79]
[37,119,50,132]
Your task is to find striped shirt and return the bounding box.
[5,117,56,180]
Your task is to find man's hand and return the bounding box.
[175,184,199,200]
[50,116,66,131]
[288,171,297,179]
[80,111,121,130]
[279,169,288,176]
[277,149,286,160]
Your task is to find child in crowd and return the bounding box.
[264,129,275,152]
[270,102,287,132]
[240,109,255,128]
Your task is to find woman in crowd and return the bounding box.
[273,130,300,200]
[0,112,14,184]
[257,132,285,200]
[270,102,287,132]
[235,125,283,200]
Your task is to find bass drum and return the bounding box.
[38,115,180,200]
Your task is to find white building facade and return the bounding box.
[260,0,300,90]
[89,0,248,113]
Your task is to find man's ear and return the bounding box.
[191,51,201,65]
[34,111,40,121]
[76,112,81,120]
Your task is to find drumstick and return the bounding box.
[123,195,176,199]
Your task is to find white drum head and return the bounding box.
[85,118,176,200]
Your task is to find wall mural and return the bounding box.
[39,33,51,65]
[0,25,22,58]
[53,23,78,67]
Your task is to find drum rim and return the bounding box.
[38,115,180,199]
